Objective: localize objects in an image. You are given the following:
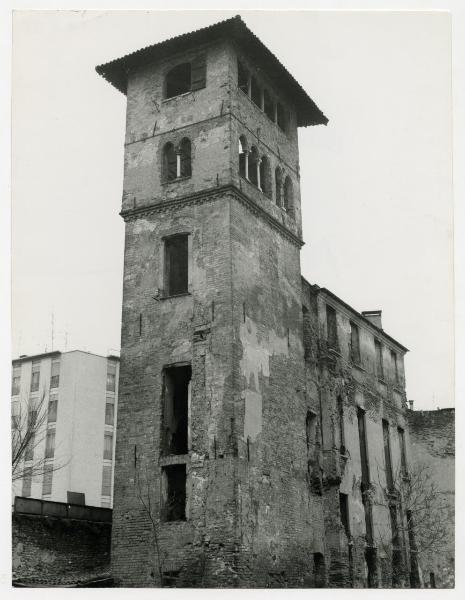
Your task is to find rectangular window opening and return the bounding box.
[67,491,85,505]
[106,360,117,392]
[105,400,115,426]
[337,397,345,454]
[375,339,384,379]
[42,464,53,496]
[103,432,113,460]
[339,492,350,538]
[48,396,58,423]
[12,366,21,395]
[50,359,60,389]
[350,321,361,364]
[161,464,186,522]
[237,60,249,95]
[30,360,40,392]
[162,364,191,455]
[326,304,338,349]
[164,235,189,297]
[45,429,55,459]
[101,465,112,496]
[391,350,399,384]
[382,419,394,490]
[398,427,408,476]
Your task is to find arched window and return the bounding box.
[166,63,191,99]
[248,146,259,186]
[163,142,177,181]
[283,176,294,215]
[260,156,272,199]
[179,138,191,178]
[239,136,248,178]
[275,167,283,206]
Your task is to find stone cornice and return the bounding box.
[120,184,305,248]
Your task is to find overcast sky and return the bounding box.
[11,10,453,409]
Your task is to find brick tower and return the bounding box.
[97,16,327,587]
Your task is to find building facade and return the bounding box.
[12,350,119,508]
[97,16,416,587]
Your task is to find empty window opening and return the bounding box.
[238,136,248,179]
[429,572,436,589]
[260,155,272,198]
[358,407,373,544]
[104,432,113,460]
[162,571,181,588]
[164,234,189,297]
[248,146,259,186]
[179,138,192,178]
[162,364,191,455]
[337,396,345,454]
[283,176,294,216]
[375,339,384,379]
[165,63,191,99]
[237,61,249,95]
[67,491,85,505]
[276,102,288,132]
[50,359,60,388]
[45,429,55,459]
[275,167,283,206]
[350,321,361,364]
[161,464,186,522]
[163,142,178,181]
[264,89,274,120]
[313,553,326,588]
[30,360,40,392]
[398,427,408,476]
[382,419,394,490]
[391,350,399,383]
[326,304,338,349]
[12,365,21,395]
[251,76,261,108]
[42,464,53,496]
[339,492,350,538]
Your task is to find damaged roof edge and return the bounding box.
[95,15,328,128]
[302,277,409,353]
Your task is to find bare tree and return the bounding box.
[11,391,64,483]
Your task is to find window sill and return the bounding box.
[159,292,191,301]
[162,175,192,186]
[162,91,193,103]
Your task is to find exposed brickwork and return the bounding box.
[12,513,111,585]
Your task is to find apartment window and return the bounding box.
[25,433,35,462]
[337,396,345,454]
[50,359,60,388]
[45,429,55,459]
[22,467,32,497]
[382,419,394,490]
[326,305,338,349]
[375,339,384,379]
[350,321,361,364]
[398,427,408,476]
[164,234,189,297]
[161,464,186,522]
[12,366,21,395]
[162,364,191,455]
[30,360,40,392]
[48,395,58,423]
[42,465,53,496]
[103,432,113,460]
[101,465,112,496]
[339,492,350,538]
[391,350,399,384]
[106,360,117,392]
[105,399,115,426]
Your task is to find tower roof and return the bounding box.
[96,15,328,128]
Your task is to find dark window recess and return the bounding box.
[382,419,394,490]
[237,60,249,94]
[105,402,114,426]
[375,339,384,379]
[164,235,189,296]
[163,142,177,181]
[251,76,261,107]
[350,321,361,363]
[358,407,373,544]
[429,572,436,589]
[365,547,378,588]
[165,63,191,98]
[162,571,180,588]
[389,504,399,546]
[391,350,399,383]
[398,427,408,476]
[313,553,326,588]
[260,156,272,199]
[239,137,247,178]
[67,491,85,505]
[162,464,186,522]
[264,89,274,120]
[305,410,317,452]
[190,55,206,91]
[179,138,191,177]
[248,147,259,186]
[283,176,294,216]
[276,102,288,132]
[337,396,345,454]
[275,167,283,206]
[339,492,350,538]
[162,364,191,455]
[326,304,338,349]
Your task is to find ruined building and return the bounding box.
[96,16,416,587]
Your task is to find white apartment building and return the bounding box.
[11,350,119,508]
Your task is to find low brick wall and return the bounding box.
[12,511,112,586]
